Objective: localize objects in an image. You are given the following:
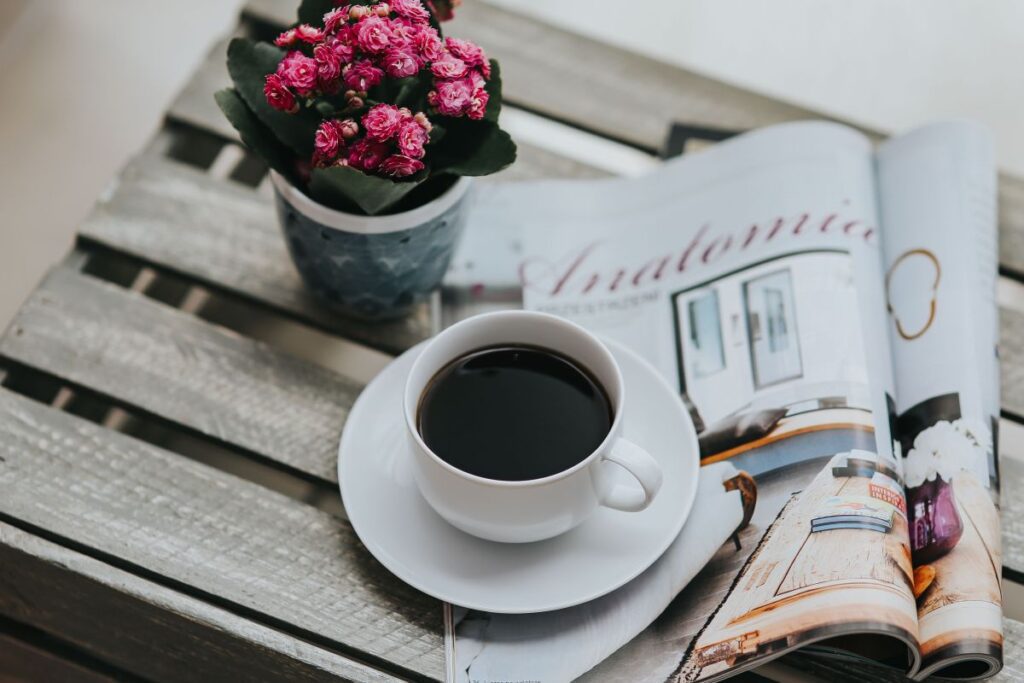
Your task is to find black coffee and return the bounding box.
[417,345,613,481]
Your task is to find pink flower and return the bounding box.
[391,0,431,23]
[342,59,384,90]
[466,87,489,120]
[313,120,344,164]
[429,77,472,116]
[274,28,298,48]
[295,23,325,43]
[414,26,444,61]
[388,20,418,50]
[314,43,342,89]
[263,74,298,113]
[277,51,318,95]
[397,120,429,158]
[325,36,355,64]
[380,154,425,177]
[362,103,404,141]
[355,16,392,53]
[430,53,468,79]
[445,37,486,70]
[323,7,349,33]
[467,68,486,90]
[383,48,419,78]
[348,139,391,171]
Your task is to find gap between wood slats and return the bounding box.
[1,252,367,511]
[78,244,392,386]
[76,158,434,355]
[2,263,363,484]
[0,614,144,683]
[0,359,345,520]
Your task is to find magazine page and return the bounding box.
[448,122,922,682]
[876,122,1002,679]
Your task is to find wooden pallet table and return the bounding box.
[2,3,1024,681]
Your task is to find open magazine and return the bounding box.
[441,120,1001,681]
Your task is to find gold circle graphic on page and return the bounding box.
[885,248,941,341]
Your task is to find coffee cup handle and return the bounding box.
[598,438,664,512]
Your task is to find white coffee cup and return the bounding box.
[403,310,664,543]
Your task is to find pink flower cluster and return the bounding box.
[313,104,432,177]
[264,0,491,120]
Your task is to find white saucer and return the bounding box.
[338,338,699,613]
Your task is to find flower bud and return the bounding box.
[349,5,368,19]
[375,3,390,16]
[344,89,357,100]
[339,119,359,138]
[348,96,364,109]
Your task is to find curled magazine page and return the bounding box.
[877,122,1002,679]
[448,121,924,681]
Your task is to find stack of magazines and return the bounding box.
[443,120,1001,681]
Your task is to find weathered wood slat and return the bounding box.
[449,4,820,149]
[0,266,356,484]
[0,388,444,680]
[0,523,400,683]
[1002,617,1024,681]
[78,155,431,354]
[998,175,1024,275]
[997,455,1024,577]
[170,35,235,140]
[1002,306,1024,419]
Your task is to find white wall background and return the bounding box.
[1,0,1023,327]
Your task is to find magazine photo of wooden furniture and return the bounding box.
[690,452,917,678]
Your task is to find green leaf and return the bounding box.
[394,75,432,111]
[483,59,502,123]
[226,38,320,158]
[434,121,517,176]
[309,165,427,215]
[214,88,298,183]
[297,0,336,25]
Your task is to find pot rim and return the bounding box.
[270,170,473,235]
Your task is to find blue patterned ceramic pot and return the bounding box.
[271,171,473,320]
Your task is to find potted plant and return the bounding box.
[216,0,516,319]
